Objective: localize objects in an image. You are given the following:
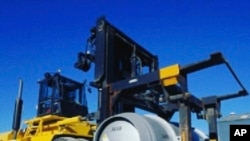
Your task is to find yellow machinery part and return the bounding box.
[159,64,180,86]
[0,131,15,141]
[0,115,96,141]
[0,131,24,141]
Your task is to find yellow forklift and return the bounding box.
[0,72,96,141]
[1,16,248,141]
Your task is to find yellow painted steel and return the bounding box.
[0,115,96,141]
[159,64,180,86]
[0,132,13,141]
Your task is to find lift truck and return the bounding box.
[0,17,248,141]
[0,72,96,141]
[75,17,248,141]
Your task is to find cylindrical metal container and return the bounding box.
[94,112,208,141]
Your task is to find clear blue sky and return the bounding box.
[1,0,250,134]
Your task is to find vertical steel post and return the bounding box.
[179,102,192,141]
[203,96,219,141]
[97,87,111,123]
[206,108,218,141]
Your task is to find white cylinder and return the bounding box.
[93,112,208,141]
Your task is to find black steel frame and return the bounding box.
[76,17,248,141]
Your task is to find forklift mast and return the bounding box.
[75,17,160,121]
[75,17,248,141]
[37,72,88,117]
